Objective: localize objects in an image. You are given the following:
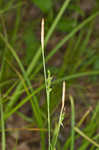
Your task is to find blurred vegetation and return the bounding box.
[0,0,99,150]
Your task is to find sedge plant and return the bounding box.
[0,1,99,150]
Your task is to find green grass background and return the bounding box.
[0,0,99,150]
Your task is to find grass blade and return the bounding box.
[41,18,51,150]
[0,101,6,150]
[74,127,99,148]
[69,95,75,150]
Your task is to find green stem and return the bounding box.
[0,102,6,150]
[41,19,51,150]
[69,96,75,150]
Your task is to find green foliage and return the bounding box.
[94,57,99,69]
[0,0,99,150]
[57,17,77,32]
[68,4,85,16]
[31,0,53,13]
[23,25,39,65]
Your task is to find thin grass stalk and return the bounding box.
[11,0,21,46]
[0,101,6,150]
[77,107,92,128]
[0,16,8,150]
[41,18,51,150]
[69,95,75,150]
[52,81,66,150]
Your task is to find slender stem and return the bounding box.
[52,82,66,150]
[0,101,6,150]
[0,16,7,150]
[70,95,75,150]
[41,18,51,150]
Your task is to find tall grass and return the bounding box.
[0,0,99,150]
[41,18,51,150]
